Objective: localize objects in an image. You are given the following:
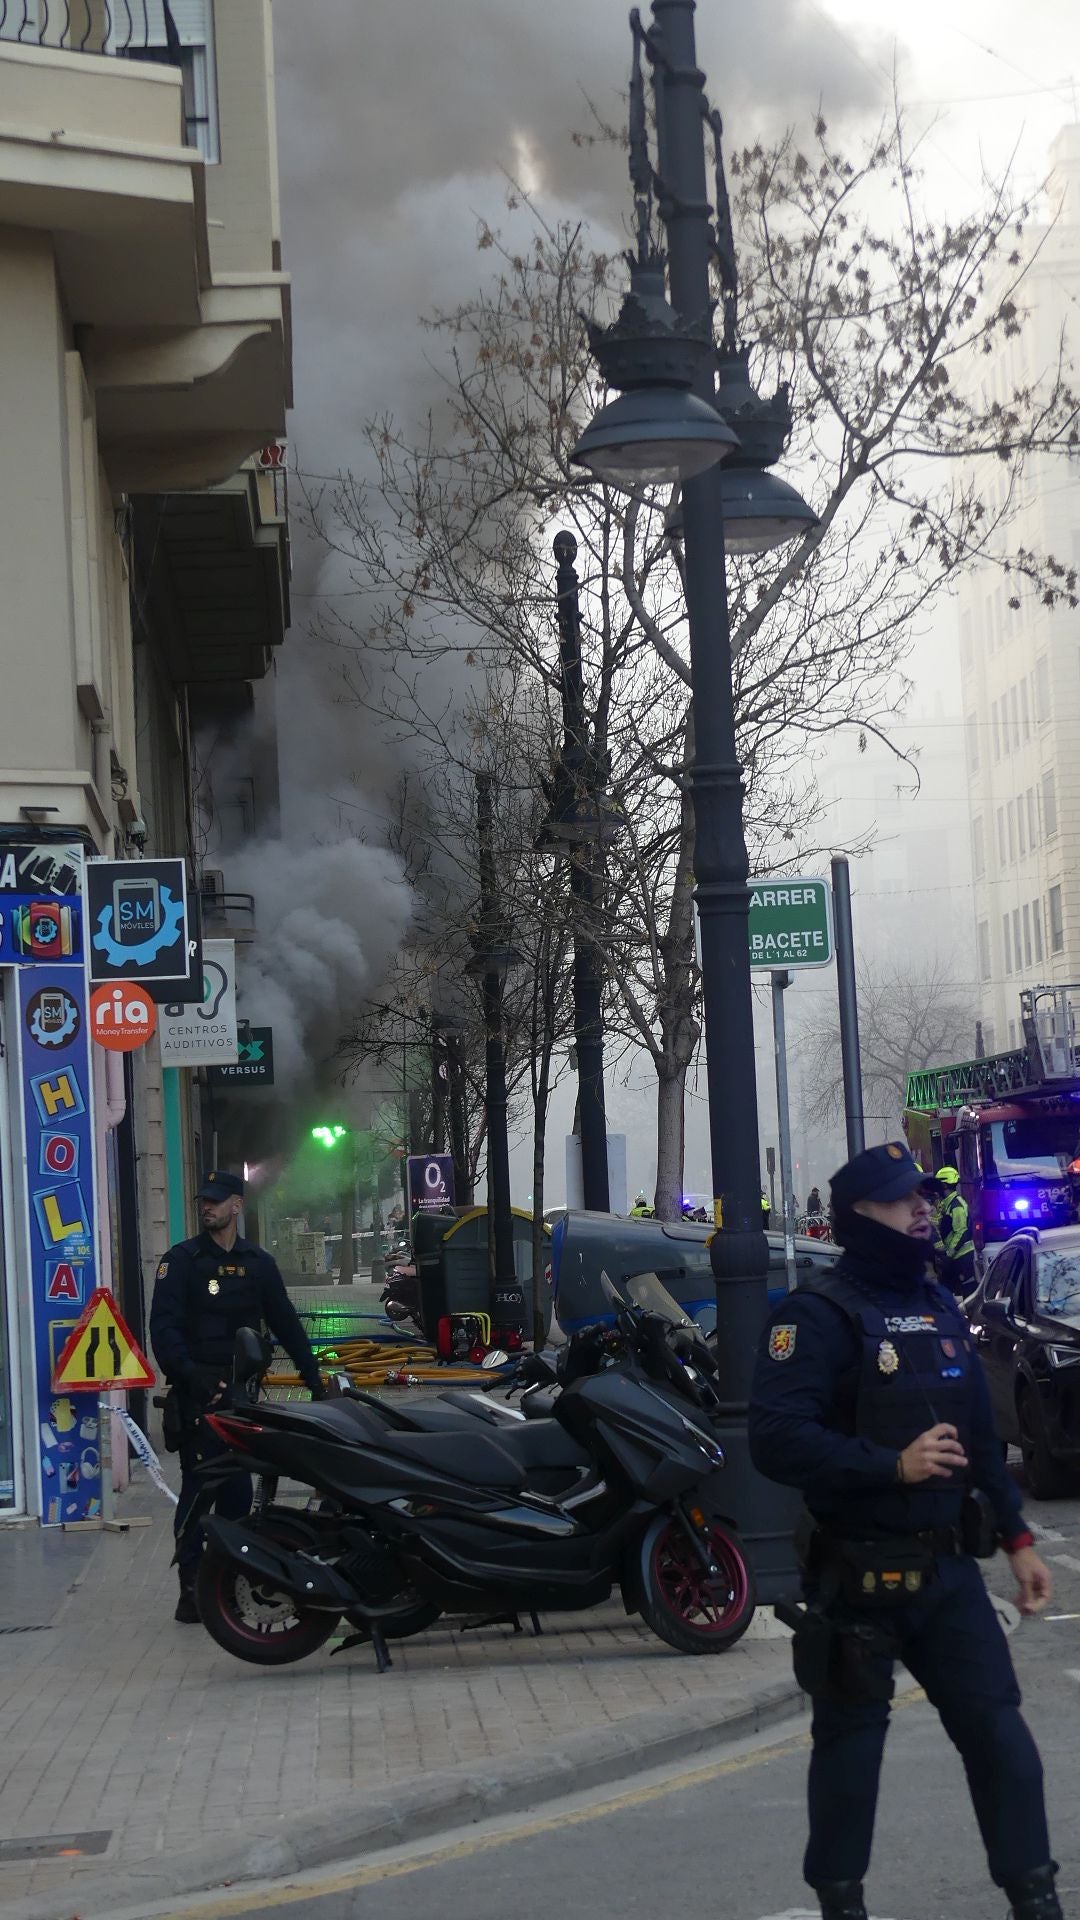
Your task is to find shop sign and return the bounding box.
[158,940,239,1065]
[0,841,85,966]
[207,1026,274,1086]
[16,966,101,1524]
[407,1153,456,1216]
[85,858,191,985]
[89,981,157,1052]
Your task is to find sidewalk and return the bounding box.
[0,1467,802,1918]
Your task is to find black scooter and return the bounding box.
[189,1275,756,1668]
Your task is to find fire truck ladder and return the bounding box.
[905,986,1080,1113]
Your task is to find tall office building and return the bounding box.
[958,125,1080,1055]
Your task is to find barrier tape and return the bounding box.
[117,1409,178,1505]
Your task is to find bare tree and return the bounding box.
[306,101,1077,1215]
[800,955,975,1142]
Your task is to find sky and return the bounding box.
[267,0,1080,1203]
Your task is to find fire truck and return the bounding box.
[903,985,1080,1263]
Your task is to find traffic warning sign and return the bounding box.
[52,1288,154,1392]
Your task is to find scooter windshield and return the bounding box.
[623,1271,693,1326]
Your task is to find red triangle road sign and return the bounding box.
[52,1287,155,1392]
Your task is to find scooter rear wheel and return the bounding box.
[637,1514,756,1654]
[196,1550,340,1665]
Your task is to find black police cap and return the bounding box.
[197,1169,244,1202]
[830,1141,930,1210]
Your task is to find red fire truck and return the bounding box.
[903,986,1080,1262]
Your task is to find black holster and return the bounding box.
[775,1593,897,1706]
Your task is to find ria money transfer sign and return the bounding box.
[748,878,833,970]
[16,966,101,1524]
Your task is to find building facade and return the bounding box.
[958,126,1080,1057]
[0,1,291,1520]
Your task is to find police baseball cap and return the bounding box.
[197,1170,244,1202]
[830,1142,931,1210]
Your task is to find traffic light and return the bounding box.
[311,1123,348,1149]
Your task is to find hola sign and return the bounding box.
[89,981,157,1052]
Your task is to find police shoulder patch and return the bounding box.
[156,1260,169,1280]
[768,1323,797,1362]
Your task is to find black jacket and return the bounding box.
[149,1230,323,1400]
[748,1212,1024,1542]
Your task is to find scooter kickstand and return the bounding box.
[529,1610,543,1636]
[370,1622,393,1673]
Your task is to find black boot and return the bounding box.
[1006,1865,1064,1920]
[174,1574,200,1625]
[815,1883,868,1920]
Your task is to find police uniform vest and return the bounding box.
[800,1267,976,1539]
[175,1235,267,1378]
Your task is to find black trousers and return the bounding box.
[174,1423,252,1580]
[805,1555,1048,1889]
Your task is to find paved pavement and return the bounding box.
[0,1455,797,1918]
[64,1482,1080,1920]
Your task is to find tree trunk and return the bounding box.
[338,1184,356,1285]
[651,725,701,1220]
[654,1064,687,1221]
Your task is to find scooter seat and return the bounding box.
[365,1426,532,1488]
[491,1416,591,1475]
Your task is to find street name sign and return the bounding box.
[748,878,833,970]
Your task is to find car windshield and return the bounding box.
[1033,1248,1080,1319]
[988,1118,1079,1178]
[624,1271,692,1325]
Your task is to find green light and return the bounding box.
[311,1124,348,1149]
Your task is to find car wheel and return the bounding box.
[1017,1385,1073,1500]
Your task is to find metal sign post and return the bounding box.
[830,855,865,1156]
[771,971,797,1292]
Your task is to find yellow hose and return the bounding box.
[267,1334,512,1390]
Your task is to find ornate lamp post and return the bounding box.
[571,1,817,1598]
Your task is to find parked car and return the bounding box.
[550,1210,836,1336]
[966,1225,1080,1497]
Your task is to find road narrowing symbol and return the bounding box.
[52,1288,154,1391]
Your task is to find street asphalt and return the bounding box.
[122,1495,1080,1920]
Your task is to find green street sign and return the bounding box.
[748,877,833,970]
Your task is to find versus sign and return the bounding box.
[208,1026,275,1086]
[16,966,101,1524]
[85,858,191,985]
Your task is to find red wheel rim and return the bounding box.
[214,1565,309,1643]
[651,1521,748,1634]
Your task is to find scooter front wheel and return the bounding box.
[636,1513,756,1654]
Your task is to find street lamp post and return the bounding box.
[571,0,815,1596]
[466,772,528,1336]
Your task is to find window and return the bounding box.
[1050,885,1064,954]
[1017,798,1026,860]
[1007,800,1016,864]
[983,1023,996,1054]
[1035,655,1051,724]
[1043,768,1058,839]
[992,701,1001,760]
[960,610,974,671]
[1020,678,1031,740]
[1013,908,1022,972]
[997,807,1007,865]
[1035,1248,1080,1318]
[1033,897,1044,964]
[1003,914,1012,973]
[1023,903,1032,968]
[972,816,985,879]
[966,714,979,776]
[1009,1019,1017,1047]
[978,919,991,982]
[1012,685,1022,751]
[137,2,221,164]
[1028,787,1039,849]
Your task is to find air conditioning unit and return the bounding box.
[200,869,224,902]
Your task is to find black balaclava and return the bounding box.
[831,1204,933,1289]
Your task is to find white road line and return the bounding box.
[1066,1669,1080,1684]
[1030,1523,1067,1542]
[1049,1554,1080,1574]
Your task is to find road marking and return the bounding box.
[152,1693,929,1920]
[1050,1554,1080,1574]
[990,1595,1021,1636]
[1030,1523,1066,1542]
[1045,1613,1080,1622]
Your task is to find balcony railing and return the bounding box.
[0,2,179,57]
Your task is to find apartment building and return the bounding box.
[0,1,291,1520]
[958,126,1080,1057]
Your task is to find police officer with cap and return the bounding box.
[749,1140,1060,1920]
[150,1169,325,1623]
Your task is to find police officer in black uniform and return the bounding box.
[749,1141,1061,1920]
[150,1170,325,1623]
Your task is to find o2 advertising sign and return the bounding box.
[406,1154,456,1217]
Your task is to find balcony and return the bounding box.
[0,0,289,491]
[199,872,255,945]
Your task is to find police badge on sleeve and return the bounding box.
[768,1324,797,1362]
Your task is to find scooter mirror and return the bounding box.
[383,1299,411,1323]
[233,1326,270,1385]
[481,1349,509,1370]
